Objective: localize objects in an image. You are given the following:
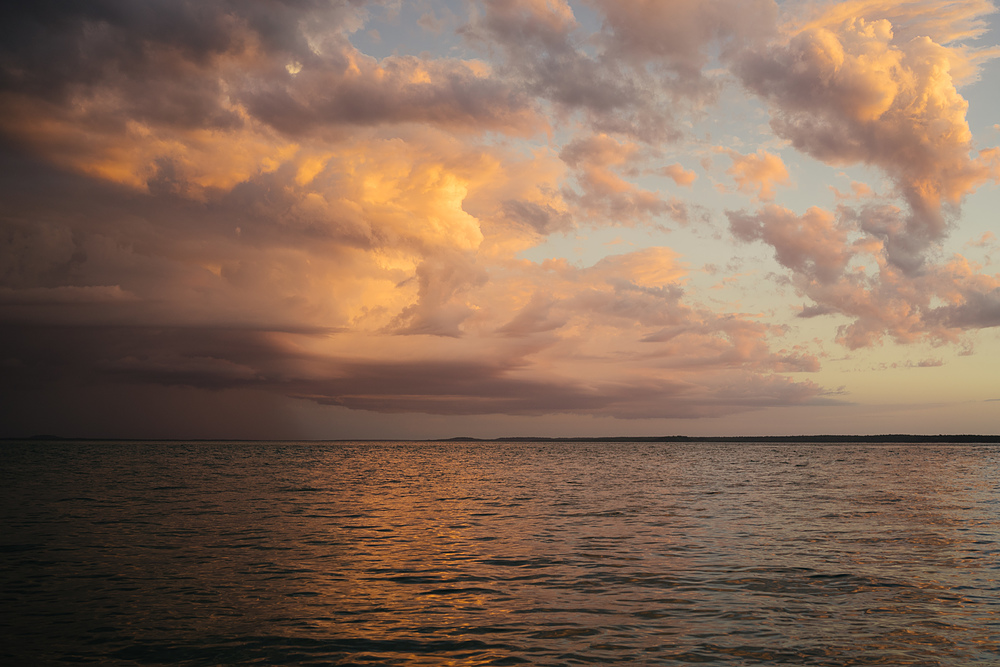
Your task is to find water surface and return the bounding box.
[2,441,998,664]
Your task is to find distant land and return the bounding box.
[440,435,1000,443]
[4,434,999,443]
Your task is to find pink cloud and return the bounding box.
[589,0,777,101]
[723,149,791,201]
[660,163,698,187]
[737,6,1000,270]
[729,200,1000,348]
[728,205,853,283]
[6,0,999,437]
[0,0,546,195]
[561,134,688,225]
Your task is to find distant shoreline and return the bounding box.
[442,434,1000,443]
[4,434,999,443]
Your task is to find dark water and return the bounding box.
[2,441,999,665]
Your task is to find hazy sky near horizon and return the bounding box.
[2,0,999,439]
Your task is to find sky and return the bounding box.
[1,0,999,440]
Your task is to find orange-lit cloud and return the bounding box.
[1,0,999,437]
[660,163,699,187]
[723,149,791,201]
[560,134,687,225]
[738,2,1000,270]
[730,200,1000,348]
[729,205,852,282]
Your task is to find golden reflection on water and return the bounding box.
[244,442,999,664]
[1,441,998,664]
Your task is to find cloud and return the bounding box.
[728,205,852,282]
[462,0,778,142]
[717,1,1000,351]
[924,256,1000,330]
[11,0,999,437]
[461,0,672,141]
[418,10,449,35]
[0,103,824,425]
[788,0,999,62]
[0,0,545,195]
[495,292,567,337]
[965,231,997,248]
[723,149,791,201]
[560,134,688,225]
[386,251,488,337]
[736,3,1000,270]
[729,200,1000,348]
[589,0,778,102]
[660,163,698,187]
[0,131,826,421]
[499,199,573,235]
[0,323,822,424]
[241,51,544,137]
[0,285,135,305]
[831,180,874,200]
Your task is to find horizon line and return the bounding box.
[4,434,999,444]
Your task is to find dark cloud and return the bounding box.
[927,283,1000,330]
[500,199,572,235]
[0,0,541,145]
[0,150,373,333]
[11,0,995,438]
[462,0,682,142]
[0,320,820,423]
[241,54,542,136]
[285,359,817,420]
[590,0,777,100]
[458,0,776,142]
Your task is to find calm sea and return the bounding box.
[2,440,998,665]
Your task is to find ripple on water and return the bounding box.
[1,441,999,665]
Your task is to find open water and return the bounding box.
[2,440,999,665]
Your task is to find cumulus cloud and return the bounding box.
[560,134,688,225]
[0,126,820,427]
[462,0,672,141]
[660,163,698,187]
[0,209,823,420]
[723,149,791,201]
[590,0,778,99]
[722,0,1000,351]
[4,0,998,437]
[731,201,1000,348]
[737,2,1000,270]
[463,0,777,142]
[0,0,544,194]
[728,205,852,282]
[386,251,488,337]
[788,0,999,61]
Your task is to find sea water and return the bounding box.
[2,440,998,665]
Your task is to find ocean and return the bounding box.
[2,440,998,665]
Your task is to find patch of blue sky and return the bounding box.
[349,0,466,60]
